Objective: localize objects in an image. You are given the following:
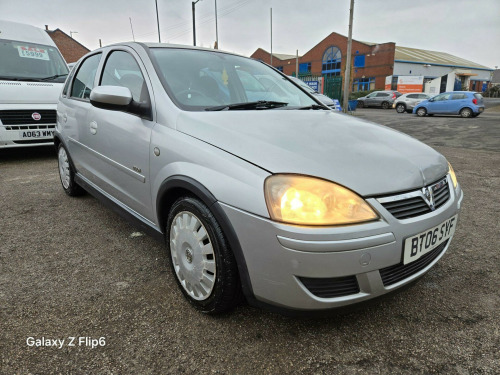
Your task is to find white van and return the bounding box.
[0,20,69,148]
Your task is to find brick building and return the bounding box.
[251,31,493,94]
[45,26,90,63]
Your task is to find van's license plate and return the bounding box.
[19,130,54,138]
[403,215,457,265]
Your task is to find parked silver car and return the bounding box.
[288,76,335,108]
[394,92,431,113]
[56,43,463,314]
[357,90,402,109]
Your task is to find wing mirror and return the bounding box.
[90,86,152,119]
[428,98,434,102]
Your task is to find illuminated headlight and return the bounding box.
[264,174,379,226]
[448,162,458,188]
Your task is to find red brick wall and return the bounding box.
[250,32,396,90]
[47,29,90,63]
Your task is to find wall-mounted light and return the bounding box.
[423,64,431,67]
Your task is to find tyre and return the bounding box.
[416,107,427,117]
[357,100,365,108]
[166,197,241,314]
[460,108,472,118]
[381,101,390,109]
[396,103,406,113]
[57,144,85,196]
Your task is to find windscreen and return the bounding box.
[150,48,317,111]
[0,39,69,82]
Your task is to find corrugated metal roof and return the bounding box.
[395,46,492,70]
[272,53,300,60]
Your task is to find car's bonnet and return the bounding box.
[176,110,448,196]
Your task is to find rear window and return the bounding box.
[474,93,483,100]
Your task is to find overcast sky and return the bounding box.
[1,0,499,69]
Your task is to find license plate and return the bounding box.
[479,107,484,112]
[403,215,457,265]
[19,130,54,139]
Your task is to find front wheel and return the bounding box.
[381,101,390,109]
[396,103,406,113]
[357,101,365,108]
[416,107,427,117]
[57,144,85,196]
[166,197,241,314]
[460,108,472,118]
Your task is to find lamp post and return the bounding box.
[214,0,218,49]
[342,0,354,113]
[192,0,202,46]
[155,0,161,43]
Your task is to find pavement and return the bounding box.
[1,108,499,374]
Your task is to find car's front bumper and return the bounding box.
[221,179,463,311]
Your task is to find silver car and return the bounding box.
[55,43,463,314]
[394,92,431,113]
[357,90,402,109]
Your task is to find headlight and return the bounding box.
[264,175,379,226]
[448,162,458,188]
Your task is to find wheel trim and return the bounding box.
[461,108,471,117]
[58,147,71,189]
[396,104,405,113]
[170,211,216,301]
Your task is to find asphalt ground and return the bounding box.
[1,103,499,374]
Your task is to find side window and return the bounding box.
[419,94,430,99]
[434,93,450,101]
[100,50,149,104]
[70,53,102,100]
[62,68,76,97]
[377,93,389,97]
[407,94,417,99]
[451,93,466,100]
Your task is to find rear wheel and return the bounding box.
[460,108,472,118]
[416,107,427,117]
[57,144,85,197]
[396,103,406,113]
[166,197,241,314]
[381,101,390,109]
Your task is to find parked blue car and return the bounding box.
[413,91,484,118]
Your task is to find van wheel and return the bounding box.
[57,144,85,196]
[460,108,472,118]
[416,108,427,117]
[166,197,241,314]
[381,101,390,109]
[396,104,406,113]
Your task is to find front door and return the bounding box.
[86,49,155,220]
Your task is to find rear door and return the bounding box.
[374,92,390,107]
[449,93,467,114]
[62,52,103,178]
[85,47,155,220]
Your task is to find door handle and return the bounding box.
[63,114,67,123]
[90,121,98,135]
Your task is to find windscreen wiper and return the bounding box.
[296,104,329,110]
[0,76,39,82]
[39,74,68,81]
[205,100,288,111]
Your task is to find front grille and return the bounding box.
[2,124,56,131]
[380,178,450,220]
[0,110,56,125]
[299,275,360,298]
[380,240,448,286]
